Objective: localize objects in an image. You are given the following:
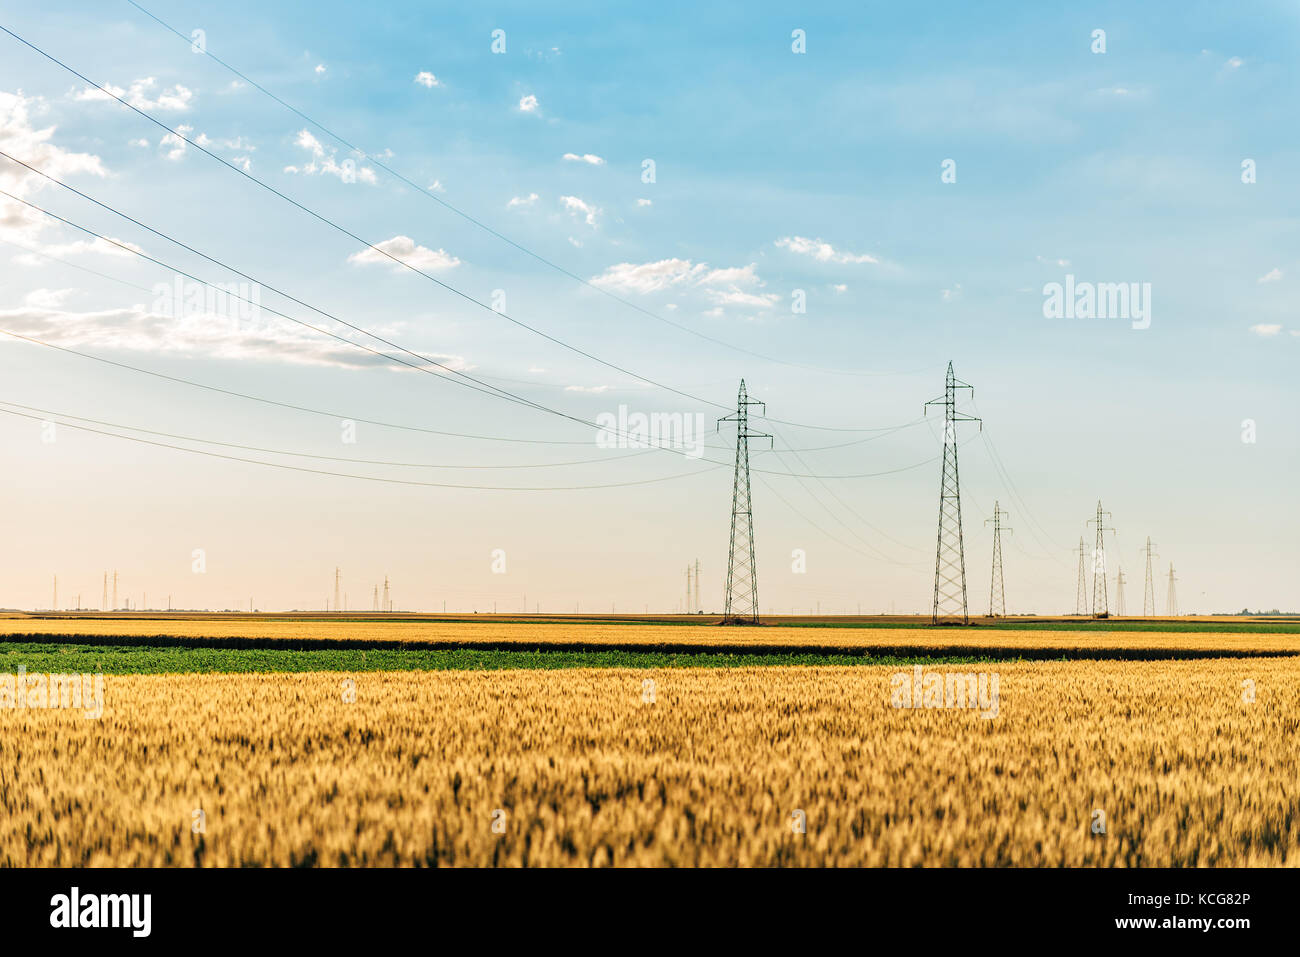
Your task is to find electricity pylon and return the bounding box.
[382,576,390,613]
[334,567,341,614]
[1166,564,1179,617]
[925,361,980,624]
[1073,538,1087,615]
[1086,501,1115,618]
[694,558,700,613]
[985,501,1012,617]
[1140,538,1159,617]
[719,379,770,624]
[1114,568,1127,616]
[112,570,118,611]
[101,572,108,612]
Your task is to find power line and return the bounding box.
[0,399,657,470]
[0,24,929,434]
[0,27,753,416]
[0,405,722,491]
[123,0,938,383]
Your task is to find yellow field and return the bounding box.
[2,660,1296,866]
[2,616,1297,653]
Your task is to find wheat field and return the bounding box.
[2,659,1295,866]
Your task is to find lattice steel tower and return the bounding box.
[985,501,1012,617]
[925,362,980,624]
[1140,538,1159,617]
[1073,538,1087,615]
[719,379,770,624]
[1166,563,1178,617]
[1114,568,1127,616]
[1086,501,1115,618]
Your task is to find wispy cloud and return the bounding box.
[776,235,878,264]
[518,94,539,113]
[283,129,376,184]
[1249,323,1282,337]
[1257,268,1282,284]
[347,235,461,271]
[0,304,468,371]
[414,72,442,88]
[73,77,193,112]
[560,195,599,227]
[562,153,605,166]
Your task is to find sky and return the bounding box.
[0,0,1296,615]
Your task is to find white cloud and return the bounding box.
[428,180,446,193]
[507,192,539,208]
[0,303,468,371]
[129,138,150,148]
[776,235,878,264]
[591,259,707,293]
[704,287,778,309]
[315,64,327,75]
[1036,255,1071,267]
[564,385,610,393]
[559,195,599,227]
[518,94,539,113]
[347,235,461,272]
[12,237,144,266]
[414,72,442,88]
[636,198,652,207]
[0,93,146,264]
[832,283,847,293]
[697,263,761,286]
[1249,323,1282,337]
[1225,56,1243,69]
[23,288,74,308]
[73,77,193,112]
[283,129,376,184]
[1257,268,1282,284]
[562,152,605,166]
[589,259,768,309]
[160,124,192,161]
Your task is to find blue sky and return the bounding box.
[0,1,1296,613]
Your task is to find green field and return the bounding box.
[0,642,1011,674]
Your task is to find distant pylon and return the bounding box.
[684,564,691,614]
[1140,538,1160,617]
[694,558,700,613]
[1166,564,1178,617]
[372,585,379,613]
[382,576,390,613]
[985,501,1012,617]
[1086,501,1115,618]
[112,570,118,611]
[334,567,341,614]
[102,572,108,612]
[719,379,771,624]
[1073,538,1087,615]
[926,362,980,624]
[1114,568,1127,616]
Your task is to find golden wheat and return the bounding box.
[1,659,1296,866]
